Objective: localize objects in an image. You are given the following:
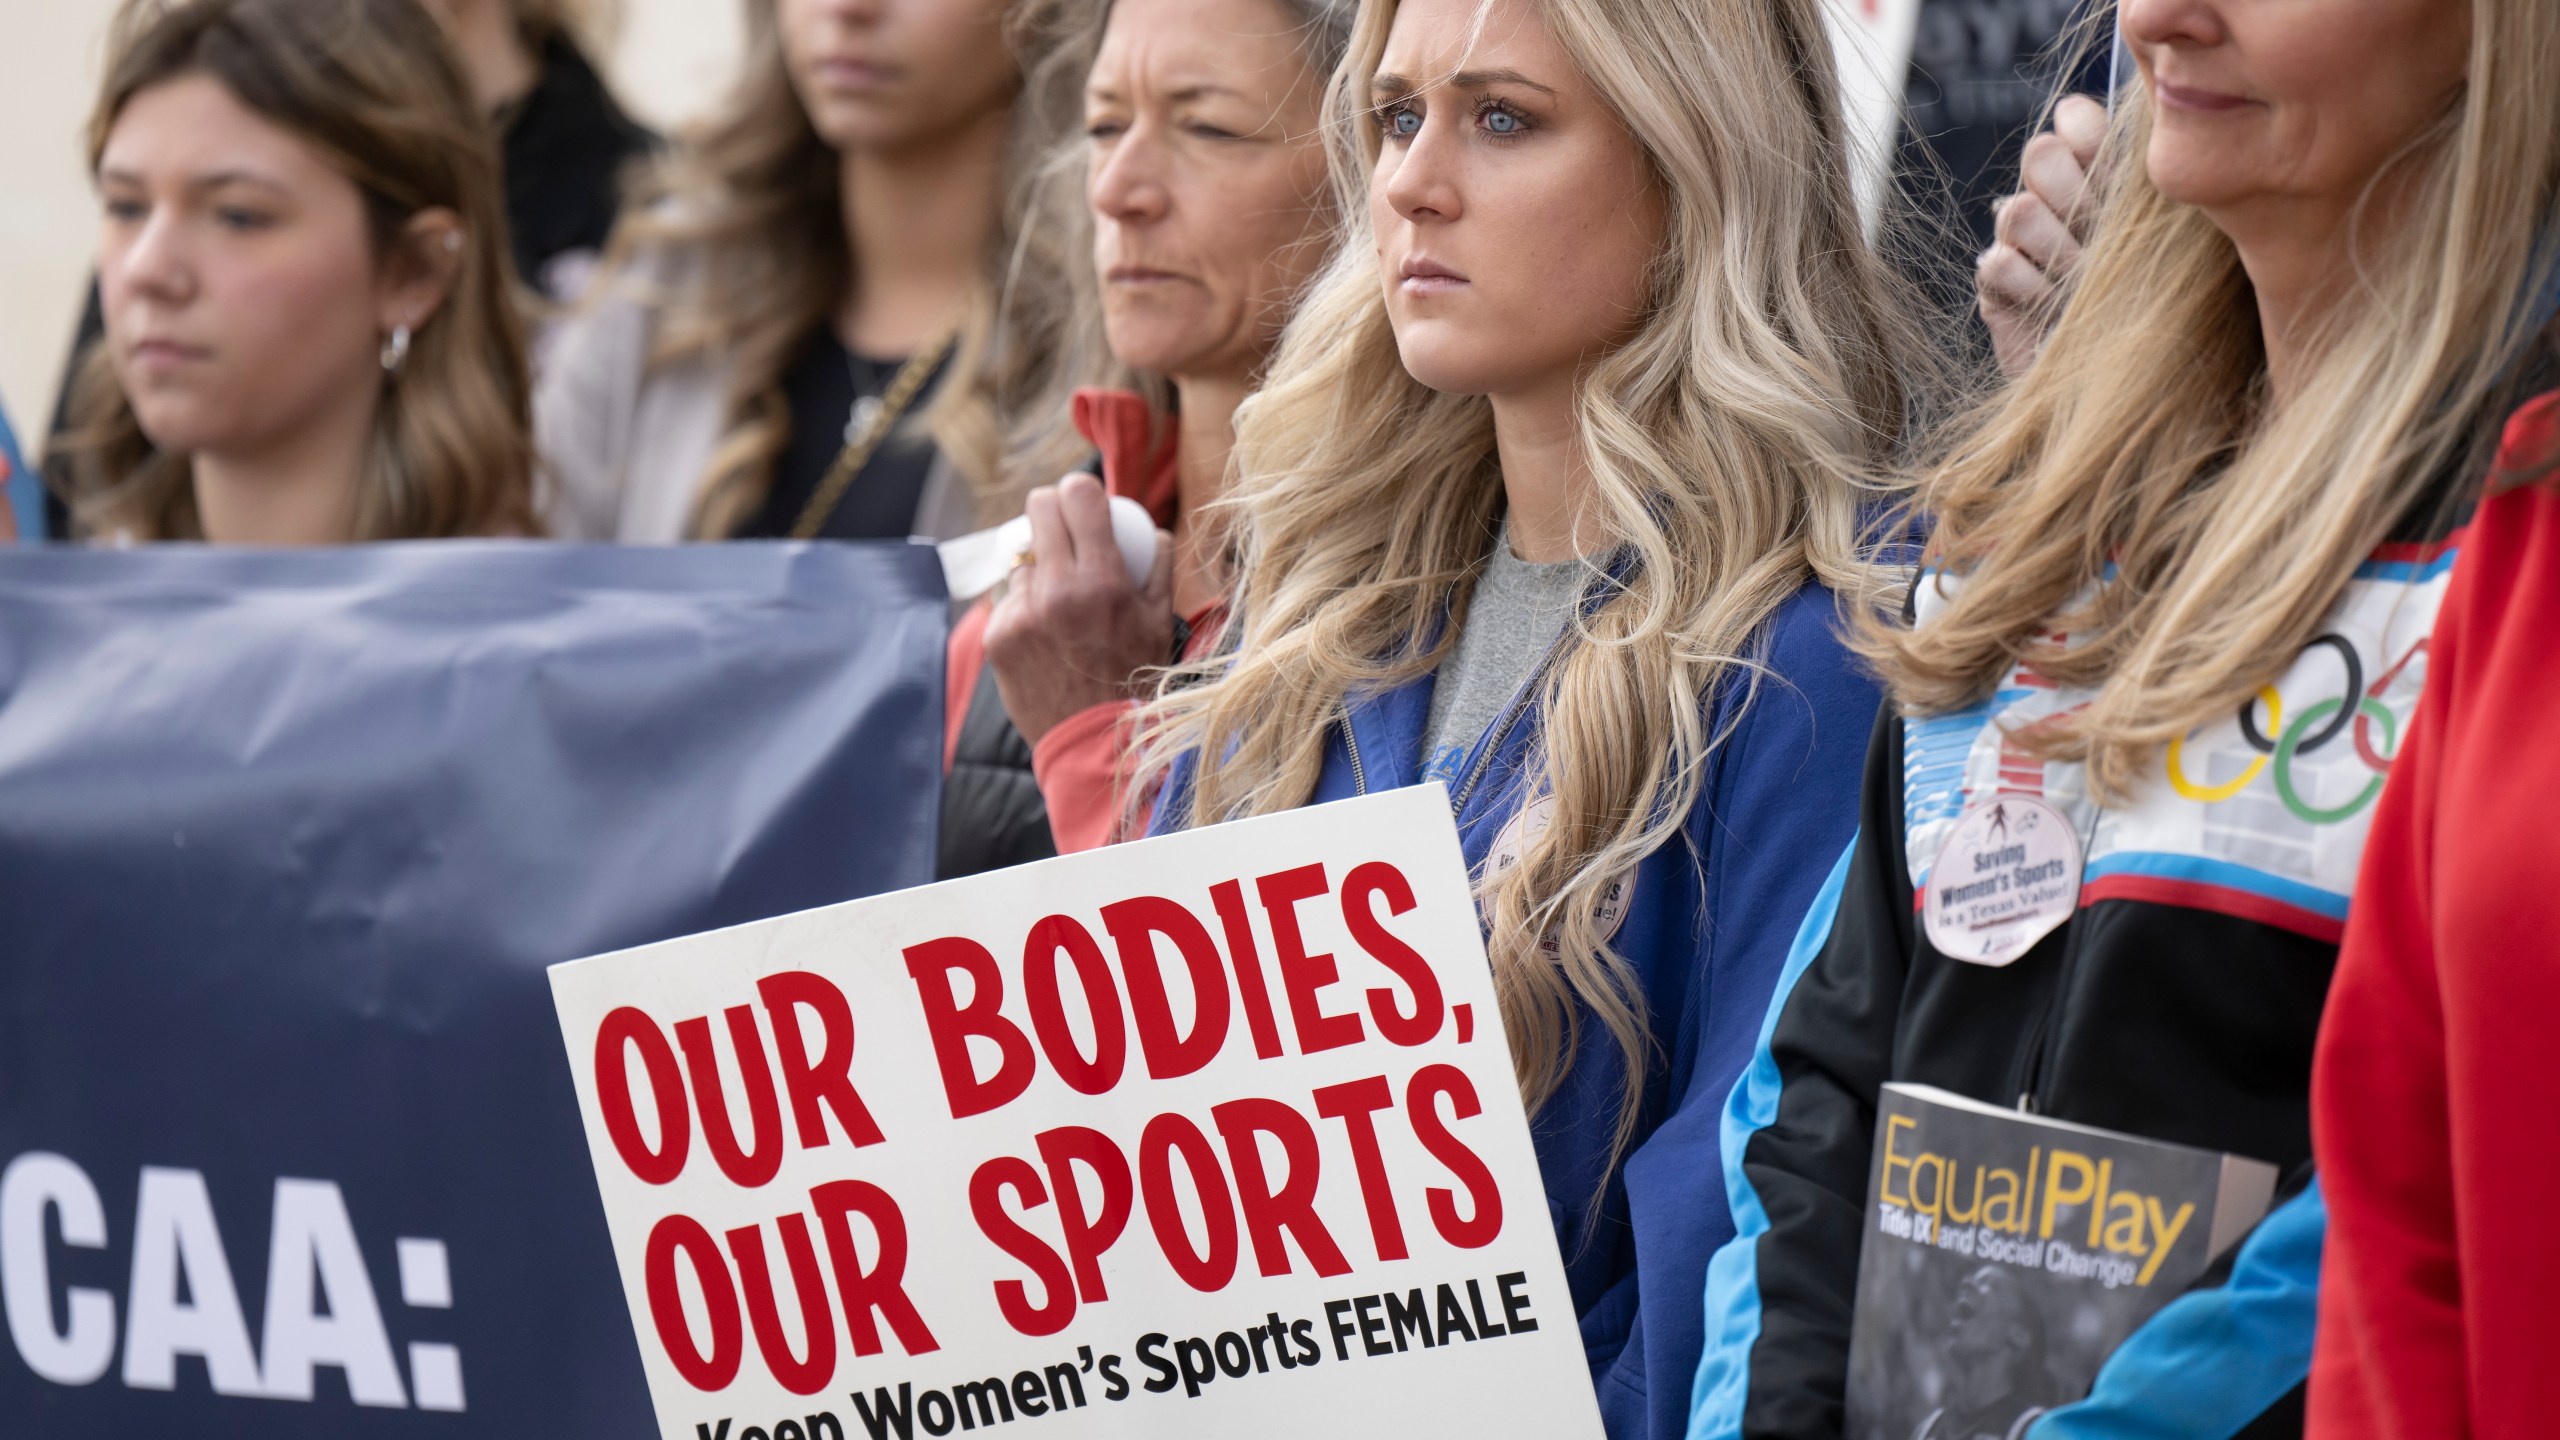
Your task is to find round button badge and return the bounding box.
[1484,795,1635,948]
[1921,794,2083,966]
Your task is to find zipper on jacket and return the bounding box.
[2011,797,2113,1111]
[2009,906,2090,1112]
[1449,636,1573,815]
[1338,626,1576,812]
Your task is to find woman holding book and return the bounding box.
[1688,1,2558,1436]
[1130,0,1926,1432]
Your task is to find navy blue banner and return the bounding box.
[0,541,946,1435]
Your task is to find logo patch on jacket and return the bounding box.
[1901,543,2454,941]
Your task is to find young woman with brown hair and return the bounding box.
[37,0,646,544]
[57,0,538,543]
[536,0,1085,544]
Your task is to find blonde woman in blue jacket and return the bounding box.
[1129,0,1929,1432]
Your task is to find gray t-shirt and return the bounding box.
[1420,528,1589,787]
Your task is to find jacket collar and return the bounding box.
[1341,672,1438,796]
[1336,543,1635,820]
[1071,387,1183,529]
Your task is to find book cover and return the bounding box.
[1843,1083,2279,1440]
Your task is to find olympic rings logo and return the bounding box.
[2164,633,2419,823]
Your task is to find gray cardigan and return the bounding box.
[533,264,977,543]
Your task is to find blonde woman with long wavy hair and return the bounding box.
[1129,0,1923,1430]
[537,0,1088,543]
[1693,0,2560,1436]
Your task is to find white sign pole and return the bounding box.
[550,786,1604,1440]
[1822,0,1923,236]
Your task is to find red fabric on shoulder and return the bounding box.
[2488,387,2560,488]
[1029,701,1132,854]
[1180,599,1230,662]
[944,598,991,773]
[1071,387,1182,527]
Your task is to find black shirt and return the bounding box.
[498,34,655,298]
[731,329,947,541]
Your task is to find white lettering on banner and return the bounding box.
[260,1179,408,1405]
[398,1237,468,1411]
[123,1167,264,1395]
[0,1155,465,1411]
[549,786,1606,1440]
[0,1153,116,1384]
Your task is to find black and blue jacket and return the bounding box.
[1684,521,2465,1440]
[1153,581,1880,1440]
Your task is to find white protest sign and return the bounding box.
[549,786,1604,1440]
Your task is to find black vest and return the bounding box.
[934,658,1057,879]
[933,613,1203,879]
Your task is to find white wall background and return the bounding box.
[0,0,746,447]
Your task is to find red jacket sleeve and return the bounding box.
[1029,700,1135,854]
[2306,567,2464,1439]
[2309,391,2560,1438]
[944,599,990,772]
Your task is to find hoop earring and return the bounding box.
[380,323,412,376]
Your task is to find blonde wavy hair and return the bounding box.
[1869,0,2560,801]
[1134,0,1919,1141]
[60,0,538,541]
[997,0,1357,493]
[599,0,1085,537]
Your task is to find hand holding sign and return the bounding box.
[549,787,1603,1440]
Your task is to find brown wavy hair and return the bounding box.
[597,0,1086,538]
[59,0,539,541]
[1865,1,2560,801]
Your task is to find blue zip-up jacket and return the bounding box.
[1152,580,1879,1440]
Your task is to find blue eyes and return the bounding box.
[1376,99,1531,142]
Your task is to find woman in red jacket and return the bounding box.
[2308,387,2560,1438]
